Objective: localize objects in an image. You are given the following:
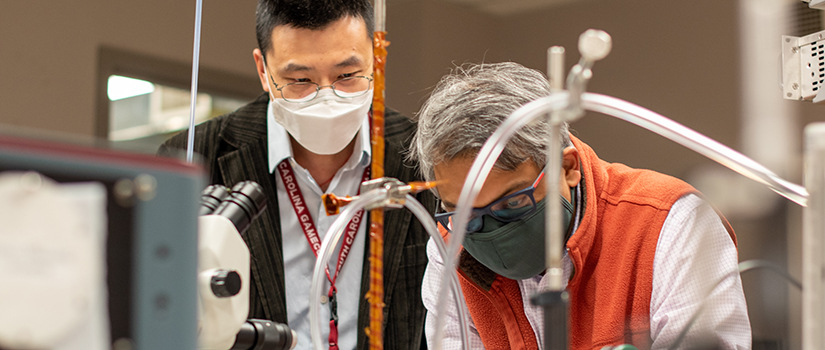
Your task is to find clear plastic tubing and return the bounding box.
[431,91,809,347]
[185,0,203,163]
[310,192,471,349]
[404,194,470,348]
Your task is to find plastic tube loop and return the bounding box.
[310,189,471,349]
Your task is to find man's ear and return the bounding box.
[562,146,581,188]
[252,48,271,95]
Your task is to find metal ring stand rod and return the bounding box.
[803,123,825,349]
[309,191,471,349]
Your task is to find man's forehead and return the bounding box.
[265,19,373,72]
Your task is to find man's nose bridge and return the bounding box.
[316,75,338,90]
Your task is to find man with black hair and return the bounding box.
[159,1,435,348]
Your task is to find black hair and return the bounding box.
[255,0,374,56]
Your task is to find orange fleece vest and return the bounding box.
[453,136,736,349]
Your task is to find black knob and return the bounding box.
[210,270,242,298]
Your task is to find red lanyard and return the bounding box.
[277,159,369,349]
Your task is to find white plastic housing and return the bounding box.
[197,215,250,350]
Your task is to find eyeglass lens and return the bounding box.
[280,76,371,101]
[435,192,537,233]
[435,171,543,233]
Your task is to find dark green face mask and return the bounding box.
[462,195,575,280]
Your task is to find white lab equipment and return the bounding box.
[197,182,297,350]
[0,172,108,350]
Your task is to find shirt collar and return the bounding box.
[267,100,371,173]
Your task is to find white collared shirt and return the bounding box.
[268,101,371,350]
[422,192,752,349]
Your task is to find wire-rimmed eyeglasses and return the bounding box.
[435,171,545,234]
[267,72,373,102]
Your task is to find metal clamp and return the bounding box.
[359,177,413,210]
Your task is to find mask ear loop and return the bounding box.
[564,164,584,243]
[261,59,277,102]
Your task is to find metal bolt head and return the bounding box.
[793,83,799,90]
[134,174,157,201]
[114,178,135,207]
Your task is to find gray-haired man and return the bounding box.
[409,62,751,349]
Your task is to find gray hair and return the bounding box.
[409,62,571,182]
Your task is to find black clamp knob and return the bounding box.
[210,269,242,298]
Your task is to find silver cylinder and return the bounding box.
[803,123,825,350]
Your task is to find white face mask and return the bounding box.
[264,66,373,155]
[270,89,373,155]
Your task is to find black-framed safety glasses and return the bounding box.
[435,171,545,233]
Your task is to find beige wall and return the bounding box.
[0,1,258,136]
[0,0,749,169]
[3,0,822,346]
